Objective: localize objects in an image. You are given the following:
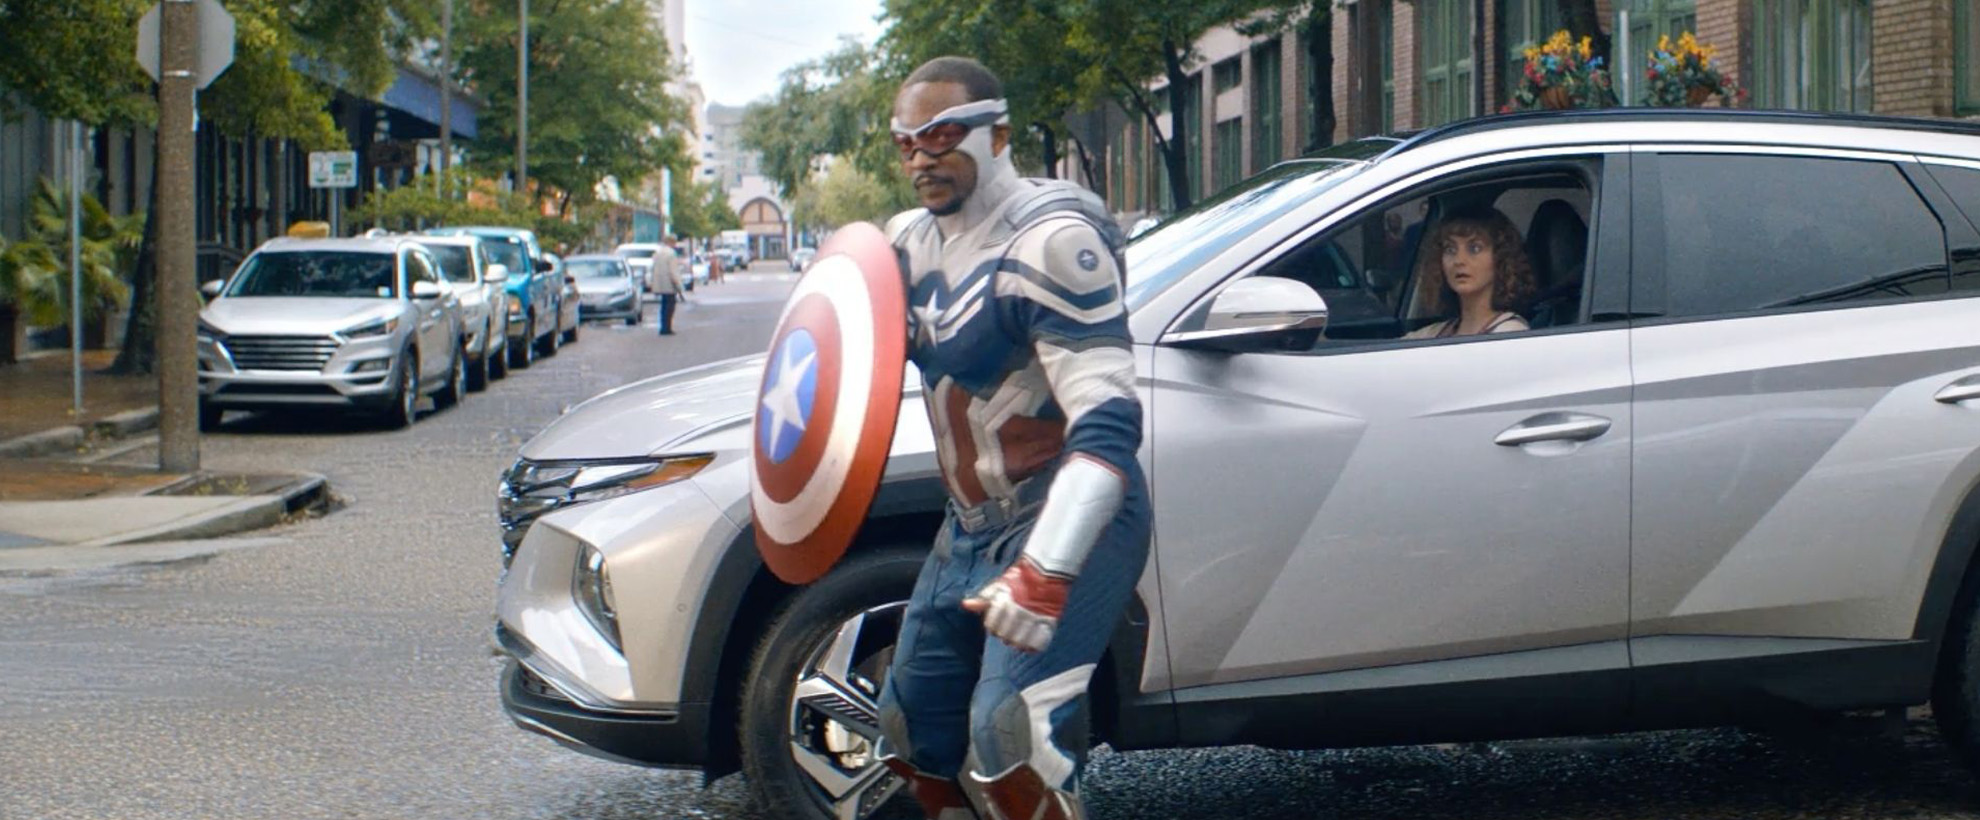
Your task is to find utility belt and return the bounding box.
[949,469,1053,535]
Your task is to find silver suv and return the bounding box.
[413,234,511,391]
[492,111,1980,819]
[198,237,467,429]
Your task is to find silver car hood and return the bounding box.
[575,278,634,296]
[521,355,769,461]
[202,297,400,335]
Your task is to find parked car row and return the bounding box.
[493,110,1980,820]
[195,226,610,430]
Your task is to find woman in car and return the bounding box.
[1405,207,1537,338]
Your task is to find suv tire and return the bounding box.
[436,348,466,410]
[740,547,923,820]
[1935,578,1980,767]
[198,402,224,431]
[511,318,536,370]
[380,352,419,430]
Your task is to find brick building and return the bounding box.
[1091,0,1980,219]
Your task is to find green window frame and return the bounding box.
[1960,0,1979,114]
[1501,0,1563,99]
[1379,0,1395,132]
[1214,118,1244,191]
[1252,41,1284,170]
[1213,58,1243,95]
[1420,0,1475,126]
[1184,74,1204,201]
[1754,0,1872,113]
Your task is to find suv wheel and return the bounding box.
[511,319,535,370]
[198,402,224,431]
[740,549,920,820]
[563,320,579,345]
[1935,582,1980,768]
[380,353,418,429]
[490,333,510,380]
[540,323,560,358]
[436,348,466,409]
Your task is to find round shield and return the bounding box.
[750,221,907,584]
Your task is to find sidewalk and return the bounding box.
[0,349,159,443]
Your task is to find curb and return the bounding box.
[79,494,290,547]
[0,426,85,459]
[93,406,160,439]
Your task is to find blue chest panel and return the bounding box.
[905,260,1031,396]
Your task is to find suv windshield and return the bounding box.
[567,259,623,279]
[477,238,528,275]
[619,248,655,260]
[420,243,479,283]
[1123,159,1366,312]
[226,251,399,298]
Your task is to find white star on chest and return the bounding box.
[759,343,816,456]
[910,291,944,344]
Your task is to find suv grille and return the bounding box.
[224,335,338,371]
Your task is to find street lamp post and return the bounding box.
[517,0,528,194]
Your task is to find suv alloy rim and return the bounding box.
[788,601,907,820]
[399,359,417,425]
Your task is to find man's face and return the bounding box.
[894,81,1006,216]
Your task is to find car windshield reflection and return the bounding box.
[226,252,399,298]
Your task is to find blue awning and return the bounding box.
[381,67,478,140]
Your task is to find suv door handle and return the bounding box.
[1937,376,1980,405]
[1496,412,1613,447]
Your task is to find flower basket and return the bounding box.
[1510,31,1615,112]
[1646,33,1743,108]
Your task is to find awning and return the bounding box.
[381,66,478,140]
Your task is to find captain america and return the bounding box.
[874,56,1151,820]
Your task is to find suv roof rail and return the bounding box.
[1384,108,1980,160]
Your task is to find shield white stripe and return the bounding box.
[752,256,879,544]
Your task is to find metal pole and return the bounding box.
[439,0,452,198]
[1618,11,1633,105]
[70,120,84,416]
[157,0,200,472]
[517,0,528,194]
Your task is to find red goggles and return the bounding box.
[891,111,1003,161]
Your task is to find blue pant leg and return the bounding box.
[968,473,1153,791]
[877,517,987,778]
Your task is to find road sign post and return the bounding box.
[309,151,358,237]
[141,0,234,474]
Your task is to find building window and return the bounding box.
[1252,41,1283,170]
[1754,0,1872,113]
[1214,118,1244,191]
[1619,0,1699,103]
[1184,75,1204,201]
[1213,58,1243,95]
[1379,0,1395,132]
[1420,0,1474,126]
[1961,0,1979,114]
[1502,0,1563,99]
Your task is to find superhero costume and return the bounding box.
[874,96,1150,820]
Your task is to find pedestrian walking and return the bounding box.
[647,235,685,335]
[871,56,1147,820]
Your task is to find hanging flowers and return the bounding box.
[1510,30,1616,112]
[1645,32,1744,107]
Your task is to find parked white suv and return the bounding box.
[414,234,511,390]
[198,237,467,429]
[493,111,1980,819]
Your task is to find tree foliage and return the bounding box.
[0,180,139,326]
[0,0,154,127]
[456,0,686,211]
[741,40,904,199]
[666,174,740,240]
[350,169,593,249]
[791,163,916,232]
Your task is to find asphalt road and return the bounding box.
[4,260,1980,820]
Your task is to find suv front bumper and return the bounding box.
[197,333,405,410]
[499,657,711,769]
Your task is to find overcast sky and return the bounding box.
[685,0,887,108]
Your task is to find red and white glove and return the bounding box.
[963,557,1070,653]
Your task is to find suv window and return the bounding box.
[404,250,442,293]
[1652,155,1948,318]
[1922,162,1980,292]
[1213,162,1598,348]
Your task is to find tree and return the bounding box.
[796,164,915,231]
[0,0,154,127]
[1066,0,1320,210]
[741,40,903,200]
[666,174,739,241]
[456,0,686,216]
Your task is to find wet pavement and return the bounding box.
[4,262,1980,819]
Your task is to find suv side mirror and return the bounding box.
[411,280,445,300]
[535,258,554,274]
[484,263,510,284]
[1162,276,1328,348]
[200,279,224,298]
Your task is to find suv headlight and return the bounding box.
[338,317,400,341]
[497,454,714,568]
[574,545,619,650]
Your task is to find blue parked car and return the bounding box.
[424,227,564,369]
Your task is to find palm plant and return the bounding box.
[24,178,138,327]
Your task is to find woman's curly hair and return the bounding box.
[1413,208,1536,318]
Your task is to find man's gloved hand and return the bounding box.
[962,557,1070,653]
